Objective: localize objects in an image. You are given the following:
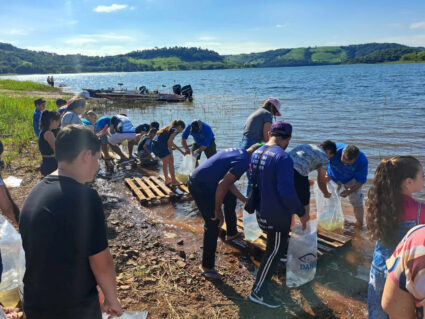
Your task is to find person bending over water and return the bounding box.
[366,156,424,319]
[152,120,185,186]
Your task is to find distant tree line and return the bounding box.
[0,42,423,75]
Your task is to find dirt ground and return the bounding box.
[2,155,369,319]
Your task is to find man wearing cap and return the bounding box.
[249,121,308,308]
[324,142,368,227]
[33,98,46,136]
[181,120,216,166]
[240,97,281,150]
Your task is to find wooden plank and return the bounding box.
[142,176,167,198]
[318,229,351,244]
[317,243,334,253]
[178,184,189,194]
[134,178,156,199]
[317,236,344,248]
[125,178,147,202]
[150,176,173,195]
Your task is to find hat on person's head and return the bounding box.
[270,121,292,138]
[34,98,46,106]
[79,91,90,99]
[264,97,281,116]
[190,120,202,134]
[56,98,67,107]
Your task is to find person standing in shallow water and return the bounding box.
[366,156,425,319]
[324,141,368,227]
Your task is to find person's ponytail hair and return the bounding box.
[157,120,185,135]
[366,156,422,245]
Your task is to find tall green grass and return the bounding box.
[0,95,57,167]
[0,79,59,92]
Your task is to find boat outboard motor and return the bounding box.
[172,84,182,95]
[181,85,193,101]
[139,86,147,94]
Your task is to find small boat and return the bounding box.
[83,84,193,102]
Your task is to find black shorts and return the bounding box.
[293,169,310,206]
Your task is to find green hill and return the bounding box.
[0,42,423,75]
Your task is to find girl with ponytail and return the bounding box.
[366,156,424,318]
[152,120,186,185]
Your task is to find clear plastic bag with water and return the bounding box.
[102,311,148,319]
[286,219,318,288]
[176,155,196,184]
[242,210,263,242]
[0,215,25,307]
[314,181,345,231]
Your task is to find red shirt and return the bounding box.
[401,195,425,223]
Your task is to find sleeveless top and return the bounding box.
[38,130,55,157]
[153,128,176,147]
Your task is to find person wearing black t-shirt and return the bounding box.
[20,125,122,319]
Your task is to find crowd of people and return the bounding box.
[0,94,423,318]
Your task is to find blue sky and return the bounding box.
[1,0,424,56]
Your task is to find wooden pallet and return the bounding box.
[125,176,191,206]
[220,218,351,263]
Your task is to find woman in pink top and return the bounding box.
[366,156,424,319]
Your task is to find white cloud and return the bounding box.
[379,34,425,47]
[9,29,28,35]
[65,33,135,45]
[199,36,216,41]
[410,22,425,30]
[94,4,128,13]
[275,24,286,28]
[25,44,131,56]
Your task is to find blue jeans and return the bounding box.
[240,136,259,195]
[367,203,421,319]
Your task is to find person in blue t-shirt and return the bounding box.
[33,98,46,136]
[188,144,261,281]
[323,141,368,227]
[181,120,216,166]
[249,121,308,309]
[94,116,113,160]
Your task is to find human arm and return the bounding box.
[33,111,40,136]
[317,167,331,198]
[212,172,239,227]
[43,130,56,151]
[180,137,190,155]
[143,144,154,160]
[89,248,123,318]
[262,122,272,142]
[381,276,416,319]
[0,184,18,225]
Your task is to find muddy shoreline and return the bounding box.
[3,157,368,318]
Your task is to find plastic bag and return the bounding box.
[243,210,263,242]
[286,219,318,288]
[102,311,148,319]
[2,177,22,188]
[314,181,345,231]
[176,155,196,184]
[0,215,25,307]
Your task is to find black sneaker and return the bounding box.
[249,291,281,308]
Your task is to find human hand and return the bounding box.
[183,149,191,155]
[211,208,224,228]
[103,298,123,318]
[299,213,310,230]
[324,174,331,183]
[323,191,332,198]
[241,196,247,203]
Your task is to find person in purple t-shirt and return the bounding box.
[188,144,261,281]
[249,121,308,309]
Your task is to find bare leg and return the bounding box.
[169,154,179,185]
[353,206,364,227]
[128,139,136,157]
[110,144,128,160]
[101,144,111,159]
[161,155,171,184]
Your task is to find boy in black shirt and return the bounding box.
[20,125,122,319]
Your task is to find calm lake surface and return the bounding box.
[4,63,425,197]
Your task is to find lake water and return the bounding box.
[4,63,425,197]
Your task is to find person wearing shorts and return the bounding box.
[289,143,331,217]
[94,116,112,160]
[108,114,137,162]
[324,141,368,227]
